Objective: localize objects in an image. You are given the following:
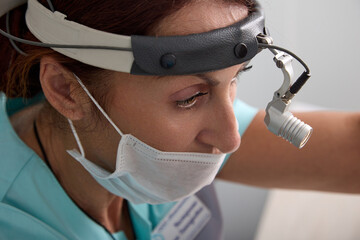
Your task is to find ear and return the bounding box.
[39,56,87,120]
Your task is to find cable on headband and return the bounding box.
[0,0,132,52]
[258,42,311,96]
[0,28,133,52]
[45,0,55,12]
[0,0,131,57]
[5,12,27,56]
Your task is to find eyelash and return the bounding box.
[175,66,252,110]
[176,92,208,109]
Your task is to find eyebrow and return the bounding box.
[155,72,220,86]
[194,61,251,86]
[156,61,251,85]
[194,73,220,86]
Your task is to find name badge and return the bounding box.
[151,195,211,240]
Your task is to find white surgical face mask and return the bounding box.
[66,74,226,204]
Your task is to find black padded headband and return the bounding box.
[131,3,265,75]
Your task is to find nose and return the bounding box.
[196,99,241,154]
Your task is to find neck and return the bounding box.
[35,110,131,235]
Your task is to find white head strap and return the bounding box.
[25,0,134,73]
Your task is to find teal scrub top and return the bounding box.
[0,92,257,240]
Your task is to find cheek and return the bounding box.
[108,87,200,152]
[152,121,200,151]
[138,106,203,151]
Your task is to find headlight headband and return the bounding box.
[6,0,266,75]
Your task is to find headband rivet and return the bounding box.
[160,54,177,69]
[234,43,248,58]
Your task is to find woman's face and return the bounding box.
[101,1,248,155]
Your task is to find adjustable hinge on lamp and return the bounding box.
[257,33,313,149]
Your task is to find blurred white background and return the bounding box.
[237,0,360,111]
[215,0,360,239]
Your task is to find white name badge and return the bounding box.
[151,195,211,240]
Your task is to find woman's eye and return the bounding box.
[176,92,208,109]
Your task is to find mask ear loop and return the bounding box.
[67,118,86,157]
[72,73,124,136]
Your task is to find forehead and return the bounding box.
[151,1,249,36]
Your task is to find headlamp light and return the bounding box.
[257,33,313,148]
